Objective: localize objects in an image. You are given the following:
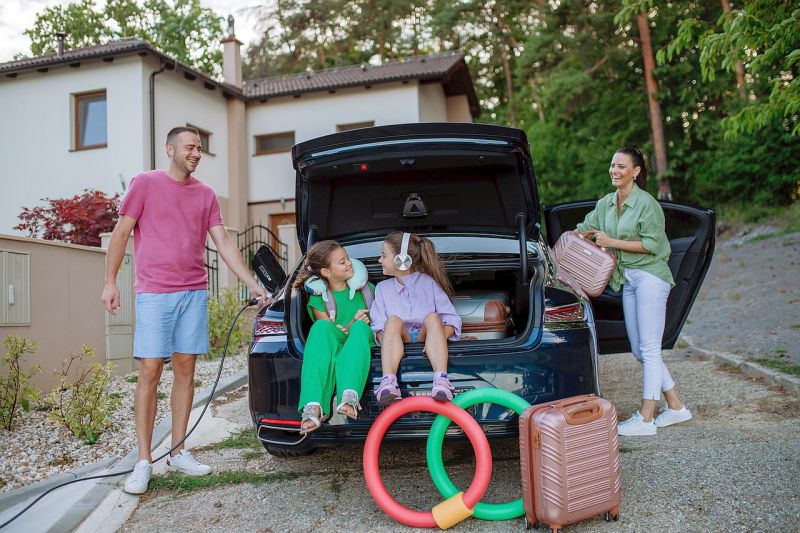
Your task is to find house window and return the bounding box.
[188,124,213,155]
[336,121,374,132]
[255,132,295,155]
[74,91,107,150]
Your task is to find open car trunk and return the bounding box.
[288,246,545,352]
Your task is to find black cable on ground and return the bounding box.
[0,298,259,530]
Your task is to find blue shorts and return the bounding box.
[134,290,209,359]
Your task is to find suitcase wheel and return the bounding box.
[604,511,621,522]
[523,517,540,530]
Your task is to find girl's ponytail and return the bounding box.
[415,236,454,299]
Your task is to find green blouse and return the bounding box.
[575,185,674,291]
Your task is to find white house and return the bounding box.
[0,32,479,260]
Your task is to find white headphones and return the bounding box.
[393,232,413,271]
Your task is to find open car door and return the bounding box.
[544,200,715,354]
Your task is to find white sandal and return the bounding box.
[300,402,323,434]
[336,389,361,420]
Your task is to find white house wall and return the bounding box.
[246,82,421,203]
[0,56,147,234]
[151,66,229,198]
[418,83,448,122]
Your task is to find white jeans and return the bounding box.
[622,268,674,401]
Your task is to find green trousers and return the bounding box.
[298,320,372,415]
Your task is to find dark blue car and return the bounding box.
[247,123,715,456]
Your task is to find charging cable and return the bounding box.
[0,297,261,530]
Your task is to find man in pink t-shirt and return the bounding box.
[101,127,267,495]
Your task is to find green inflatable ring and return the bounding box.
[426,388,531,521]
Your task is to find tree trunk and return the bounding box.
[499,42,515,126]
[494,11,518,126]
[720,0,747,100]
[636,11,671,199]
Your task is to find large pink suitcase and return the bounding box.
[552,232,616,298]
[519,395,621,531]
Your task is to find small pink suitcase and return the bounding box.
[552,232,616,298]
[519,395,621,532]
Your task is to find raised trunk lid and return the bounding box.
[292,123,541,253]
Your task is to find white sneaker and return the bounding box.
[166,449,212,476]
[618,411,656,436]
[654,405,693,428]
[124,460,152,494]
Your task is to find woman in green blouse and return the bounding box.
[576,147,692,437]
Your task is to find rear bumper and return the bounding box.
[248,326,596,450]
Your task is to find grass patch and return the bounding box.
[774,347,788,354]
[242,449,264,461]
[148,470,301,493]
[791,323,800,329]
[717,362,741,373]
[198,428,260,451]
[747,226,800,243]
[719,202,800,226]
[156,391,167,401]
[618,446,636,454]
[125,374,138,383]
[751,357,800,376]
[676,339,689,349]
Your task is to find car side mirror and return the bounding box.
[251,245,287,295]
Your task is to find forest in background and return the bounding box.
[21,0,800,214]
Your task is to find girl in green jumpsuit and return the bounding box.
[292,240,375,434]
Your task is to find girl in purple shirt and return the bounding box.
[370,232,462,403]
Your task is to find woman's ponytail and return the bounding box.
[616,146,648,191]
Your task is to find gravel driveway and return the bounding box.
[118,228,800,532]
[683,228,800,366]
[119,347,800,532]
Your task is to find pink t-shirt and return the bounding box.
[119,170,223,293]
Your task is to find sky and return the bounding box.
[0,0,264,62]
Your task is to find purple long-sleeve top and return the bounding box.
[369,272,461,341]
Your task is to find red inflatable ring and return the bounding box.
[363,396,492,528]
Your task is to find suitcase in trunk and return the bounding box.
[451,290,512,340]
[552,232,616,298]
[519,395,621,532]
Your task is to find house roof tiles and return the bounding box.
[0,39,479,116]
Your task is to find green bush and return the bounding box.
[206,287,250,359]
[48,344,120,444]
[0,336,41,430]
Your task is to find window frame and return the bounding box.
[73,90,108,151]
[254,131,295,156]
[336,121,375,132]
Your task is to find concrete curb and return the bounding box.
[0,457,115,512]
[0,369,248,532]
[683,335,800,396]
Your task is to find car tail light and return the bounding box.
[544,303,584,323]
[260,418,301,428]
[255,320,286,336]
